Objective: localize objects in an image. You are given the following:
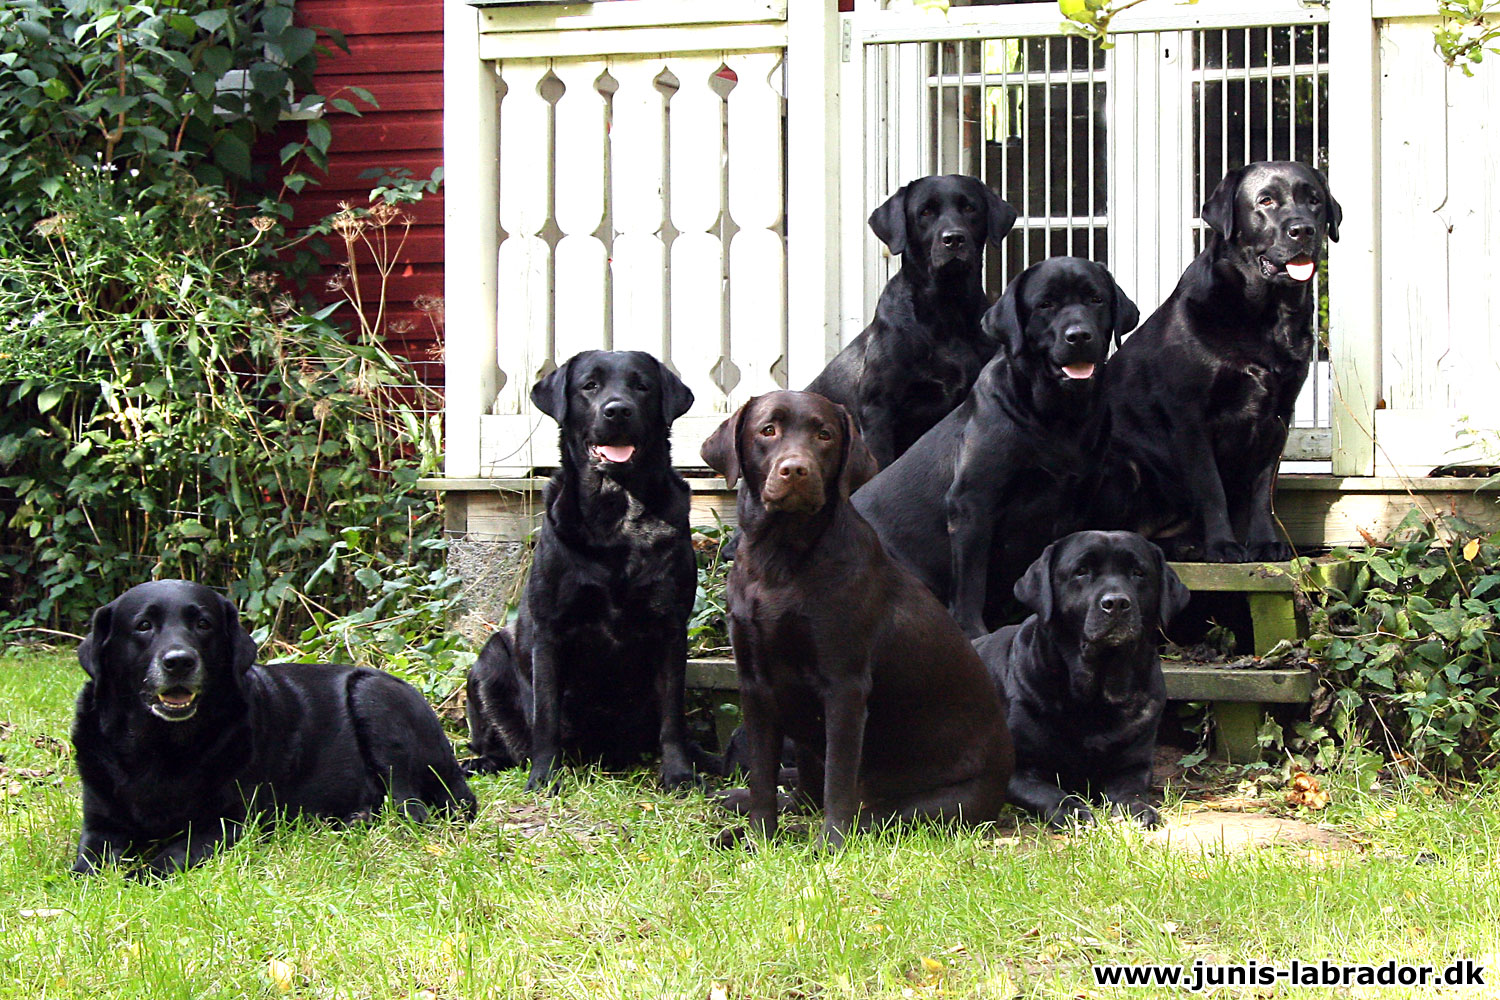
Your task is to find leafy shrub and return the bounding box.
[1305,509,1500,774]
[0,0,364,228]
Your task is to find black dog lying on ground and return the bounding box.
[854,256,1139,636]
[1092,160,1342,562]
[702,391,1013,848]
[71,580,475,876]
[806,174,1018,468]
[466,350,704,791]
[972,531,1190,829]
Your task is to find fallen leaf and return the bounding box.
[1286,771,1330,810]
[708,985,729,1000]
[920,956,945,976]
[1464,537,1481,561]
[19,909,66,919]
[267,958,295,992]
[423,843,447,857]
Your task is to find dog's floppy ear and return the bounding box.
[1152,543,1193,627]
[1314,167,1342,243]
[1200,166,1245,241]
[530,355,574,424]
[655,359,695,425]
[701,401,750,489]
[982,265,1029,358]
[1109,271,1141,348]
[868,184,909,256]
[1013,541,1057,623]
[217,593,258,676]
[837,404,880,498]
[982,184,1019,248]
[77,599,116,679]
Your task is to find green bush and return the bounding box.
[1305,509,1500,774]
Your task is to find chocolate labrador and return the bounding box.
[465,350,704,791]
[806,174,1018,467]
[701,390,1013,847]
[71,580,475,876]
[1092,160,1342,561]
[853,257,1139,636]
[972,531,1190,828]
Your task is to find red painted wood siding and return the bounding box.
[285,0,446,392]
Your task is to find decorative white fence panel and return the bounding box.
[467,13,789,475]
[839,1,1334,463]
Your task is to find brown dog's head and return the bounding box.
[701,391,879,516]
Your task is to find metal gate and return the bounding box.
[838,1,1334,462]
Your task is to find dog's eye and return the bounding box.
[1036,300,1053,310]
[195,618,213,632]
[960,203,975,214]
[134,619,153,633]
[1258,196,1276,208]
[919,207,934,218]
[759,424,777,437]
[581,380,599,392]
[1090,295,1105,305]
[816,428,833,441]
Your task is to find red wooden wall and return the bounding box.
[288,0,447,393]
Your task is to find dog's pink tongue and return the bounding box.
[1062,363,1096,380]
[1286,259,1316,282]
[597,444,635,463]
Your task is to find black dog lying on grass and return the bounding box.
[972,531,1190,829]
[466,350,706,791]
[71,580,475,877]
[702,391,1013,848]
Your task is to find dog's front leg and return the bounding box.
[1099,761,1161,828]
[141,818,246,877]
[946,449,1005,637]
[525,638,564,793]
[1243,458,1293,561]
[738,679,783,839]
[654,630,696,791]
[72,820,129,876]
[1008,771,1095,829]
[1172,424,1242,562]
[819,677,871,850]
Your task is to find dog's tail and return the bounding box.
[462,628,530,775]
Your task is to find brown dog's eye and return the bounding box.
[759,424,777,437]
[817,428,833,442]
[1258,196,1275,208]
[195,619,213,632]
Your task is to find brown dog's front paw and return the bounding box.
[713,787,753,815]
[713,825,755,851]
[1046,795,1096,830]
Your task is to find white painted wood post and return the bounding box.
[1328,0,1381,476]
[786,0,841,385]
[442,0,500,479]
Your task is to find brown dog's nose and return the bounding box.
[774,456,811,481]
[1099,593,1132,615]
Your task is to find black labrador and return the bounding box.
[465,349,703,791]
[806,174,1018,468]
[853,256,1139,637]
[972,531,1191,829]
[71,580,475,876]
[1092,160,1342,562]
[702,391,1013,848]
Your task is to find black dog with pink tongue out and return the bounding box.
[853,256,1139,637]
[465,350,705,792]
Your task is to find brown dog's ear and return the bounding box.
[77,600,116,679]
[1314,166,1342,243]
[530,354,575,424]
[982,183,1019,248]
[1200,166,1246,241]
[1152,544,1193,627]
[868,183,910,256]
[217,593,258,676]
[837,404,880,497]
[655,359,695,425]
[701,401,750,489]
[1013,541,1057,622]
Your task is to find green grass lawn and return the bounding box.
[3,647,1499,999]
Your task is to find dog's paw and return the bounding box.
[523,767,563,796]
[1110,799,1162,829]
[1202,539,1250,563]
[713,787,753,815]
[1045,795,1096,830]
[713,825,758,851]
[1246,540,1295,562]
[659,765,702,794]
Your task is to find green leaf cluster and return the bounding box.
[1305,508,1500,774]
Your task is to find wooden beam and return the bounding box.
[1328,0,1382,476]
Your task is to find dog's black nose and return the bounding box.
[774,457,810,480]
[939,230,967,248]
[1286,220,1316,241]
[602,400,634,422]
[1063,326,1094,346]
[160,650,199,676]
[1099,593,1132,614]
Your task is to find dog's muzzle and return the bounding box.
[144,649,205,722]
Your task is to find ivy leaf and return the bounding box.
[1368,556,1399,586]
[36,386,65,414]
